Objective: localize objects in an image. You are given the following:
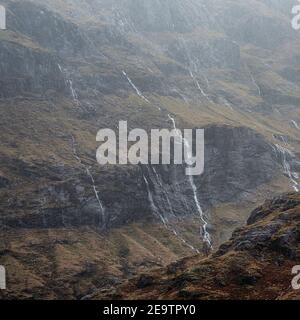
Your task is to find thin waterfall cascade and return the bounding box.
[143,174,168,227]
[151,166,176,217]
[167,114,212,250]
[189,69,211,101]
[246,66,262,97]
[68,79,79,103]
[122,70,150,103]
[58,64,80,106]
[178,39,218,107]
[147,165,187,224]
[291,120,300,131]
[121,65,211,250]
[172,88,189,104]
[71,135,106,227]
[187,57,234,111]
[122,70,162,110]
[220,97,234,110]
[273,143,299,192]
[143,172,199,253]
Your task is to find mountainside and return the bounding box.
[0,0,300,299]
[95,192,300,300]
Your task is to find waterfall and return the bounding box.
[58,64,80,106]
[151,166,175,217]
[68,79,79,103]
[121,65,211,251]
[72,135,106,226]
[143,173,199,253]
[122,70,150,103]
[122,70,161,110]
[57,63,63,73]
[246,66,262,97]
[172,88,189,104]
[143,174,168,227]
[273,143,299,192]
[178,38,215,105]
[189,69,211,102]
[71,135,106,227]
[291,120,300,131]
[219,97,234,110]
[168,114,212,250]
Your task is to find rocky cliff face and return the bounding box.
[0,0,300,299]
[0,40,66,98]
[0,125,278,230]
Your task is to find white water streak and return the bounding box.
[58,64,80,106]
[68,80,79,103]
[143,174,168,226]
[143,174,199,253]
[71,135,106,226]
[274,143,299,192]
[168,114,212,249]
[58,63,63,73]
[121,64,211,250]
[122,70,150,103]
[189,70,212,103]
[152,166,175,216]
[220,97,234,110]
[122,70,161,111]
[247,66,261,97]
[172,88,189,104]
[291,120,300,131]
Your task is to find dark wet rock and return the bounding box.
[7,1,90,57]
[136,275,154,289]
[0,176,10,188]
[170,273,199,290]
[270,226,300,259]
[236,273,261,286]
[0,40,66,98]
[177,290,207,299]
[248,196,300,225]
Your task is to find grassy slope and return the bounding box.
[95,192,300,300]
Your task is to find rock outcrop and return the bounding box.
[95,192,300,300]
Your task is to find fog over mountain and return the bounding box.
[0,0,300,300]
